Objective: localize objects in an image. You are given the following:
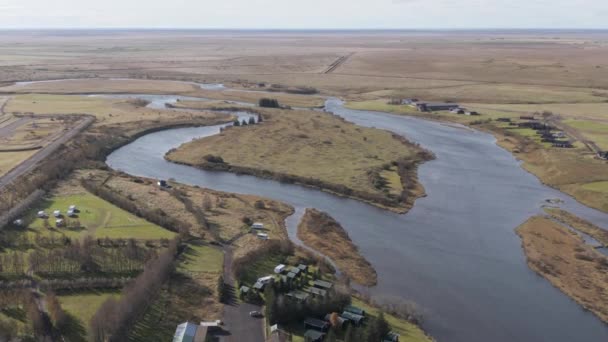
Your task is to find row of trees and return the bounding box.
[89,237,180,341]
[259,98,280,108]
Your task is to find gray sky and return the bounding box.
[1,0,607,29]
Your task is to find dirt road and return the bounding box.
[0,115,94,189]
[219,246,265,342]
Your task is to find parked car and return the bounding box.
[249,311,263,318]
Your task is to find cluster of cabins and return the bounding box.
[251,222,269,240]
[399,98,479,115]
[299,305,399,342]
[513,116,573,148]
[241,263,310,295]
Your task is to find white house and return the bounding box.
[274,264,286,274]
[251,222,264,229]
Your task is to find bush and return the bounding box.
[258,98,280,108]
[203,155,225,164]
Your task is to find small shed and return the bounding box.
[258,276,274,284]
[53,210,61,218]
[257,233,269,240]
[157,180,168,188]
[251,222,264,229]
[67,209,76,217]
[68,205,77,211]
[240,286,250,295]
[384,331,400,342]
[274,264,286,274]
[306,287,327,297]
[13,219,23,226]
[37,211,47,218]
[253,281,265,291]
[297,264,308,273]
[286,272,297,280]
[304,329,325,342]
[173,322,207,342]
[290,267,301,276]
[55,219,65,227]
[312,280,333,290]
[287,291,309,302]
[304,318,329,332]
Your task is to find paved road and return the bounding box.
[0,116,94,189]
[219,247,265,342]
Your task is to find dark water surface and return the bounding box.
[107,97,608,342]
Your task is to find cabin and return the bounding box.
[304,318,329,332]
[274,264,286,274]
[55,219,65,227]
[37,211,47,218]
[67,209,77,217]
[157,179,168,188]
[297,264,308,273]
[239,286,250,295]
[68,205,77,212]
[497,118,511,123]
[304,330,325,342]
[53,210,61,218]
[312,280,333,290]
[173,322,207,342]
[251,222,264,229]
[306,287,327,298]
[13,219,23,227]
[341,311,365,326]
[416,102,460,112]
[344,305,365,316]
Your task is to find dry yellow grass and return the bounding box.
[0,150,36,176]
[297,208,377,286]
[544,208,608,246]
[516,215,608,323]
[167,107,429,211]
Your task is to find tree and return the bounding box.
[248,116,256,125]
[46,291,66,330]
[264,285,277,325]
[344,324,355,342]
[326,328,337,342]
[233,119,240,126]
[241,120,248,126]
[257,114,263,122]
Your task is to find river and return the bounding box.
[101,94,608,341]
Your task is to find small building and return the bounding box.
[416,102,459,112]
[450,108,465,114]
[304,329,325,342]
[251,222,264,229]
[552,131,566,138]
[297,264,308,273]
[290,267,301,276]
[253,281,265,291]
[173,322,207,342]
[269,325,290,342]
[466,111,480,116]
[312,280,333,290]
[258,275,274,284]
[341,311,365,325]
[157,180,168,188]
[274,264,286,274]
[240,286,250,295]
[306,287,327,297]
[324,313,347,327]
[53,210,61,218]
[55,219,65,227]
[257,233,269,240]
[304,318,329,332]
[68,205,77,212]
[37,211,47,218]
[344,305,365,316]
[383,331,400,342]
[67,209,76,217]
[553,141,573,148]
[286,272,297,280]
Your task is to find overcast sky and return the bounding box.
[1,0,607,29]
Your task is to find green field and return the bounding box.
[582,181,608,193]
[563,119,608,150]
[25,192,175,240]
[178,242,224,274]
[59,290,121,341]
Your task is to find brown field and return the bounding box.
[544,208,608,246]
[516,215,608,323]
[297,208,377,286]
[166,106,431,212]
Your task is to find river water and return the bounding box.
[102,95,608,342]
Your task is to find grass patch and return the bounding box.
[58,290,121,340]
[380,167,403,196]
[351,299,432,342]
[24,192,175,240]
[178,242,224,274]
[581,181,608,193]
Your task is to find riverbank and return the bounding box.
[166,106,433,213]
[516,215,608,323]
[345,100,608,213]
[297,208,377,286]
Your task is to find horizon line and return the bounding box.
[1,27,608,31]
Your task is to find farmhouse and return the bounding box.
[173,322,207,342]
[416,102,459,112]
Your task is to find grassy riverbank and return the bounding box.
[166,107,432,213]
[516,215,608,323]
[297,208,377,286]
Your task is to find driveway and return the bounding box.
[218,246,265,342]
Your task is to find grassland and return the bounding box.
[167,107,431,212]
[544,208,608,246]
[516,215,608,323]
[0,150,36,176]
[297,209,377,286]
[24,191,175,240]
[58,290,121,341]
